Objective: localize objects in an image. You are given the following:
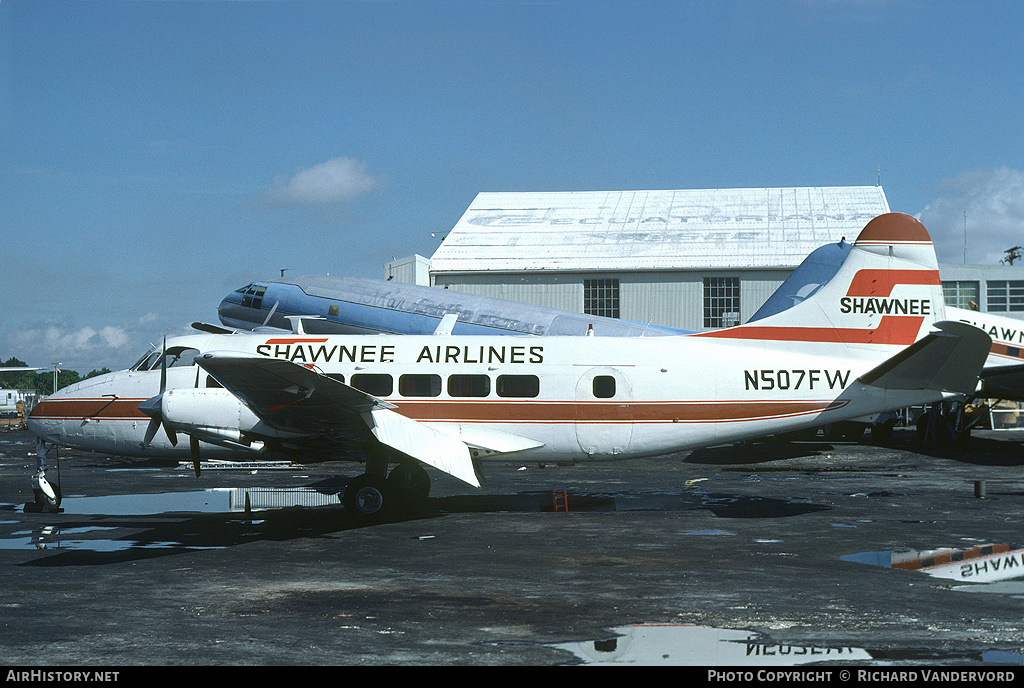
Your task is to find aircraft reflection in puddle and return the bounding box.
[551,624,868,665]
[548,624,1023,666]
[57,487,341,516]
[844,543,1024,596]
[3,487,347,555]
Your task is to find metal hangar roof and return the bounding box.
[429,186,890,273]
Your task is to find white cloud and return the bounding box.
[261,156,383,207]
[917,167,1024,265]
[2,320,139,373]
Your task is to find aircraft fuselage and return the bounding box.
[28,330,948,464]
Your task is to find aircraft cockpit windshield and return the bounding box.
[235,283,268,310]
[130,346,201,372]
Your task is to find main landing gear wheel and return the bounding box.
[387,462,430,506]
[343,474,390,522]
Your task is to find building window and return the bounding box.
[987,280,1024,312]
[703,277,741,328]
[942,281,980,310]
[584,279,620,319]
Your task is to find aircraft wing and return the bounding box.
[195,352,480,487]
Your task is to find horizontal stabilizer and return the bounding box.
[857,321,991,394]
[364,408,480,487]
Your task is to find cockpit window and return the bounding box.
[239,283,267,310]
[160,347,200,368]
[131,347,200,371]
[131,349,162,372]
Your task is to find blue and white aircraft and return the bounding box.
[214,276,693,338]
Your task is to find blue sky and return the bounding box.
[2,0,1023,372]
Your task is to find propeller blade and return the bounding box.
[143,418,160,447]
[190,436,201,477]
[138,394,165,448]
[164,422,178,447]
[159,336,167,394]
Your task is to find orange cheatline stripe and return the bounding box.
[31,397,847,425]
[846,269,940,297]
[694,316,924,346]
[263,338,330,344]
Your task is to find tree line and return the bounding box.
[1,357,111,395]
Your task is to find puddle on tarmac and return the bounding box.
[539,623,1023,666]
[2,524,143,552]
[0,485,829,556]
[0,487,346,554]
[843,543,1024,597]
[54,486,342,515]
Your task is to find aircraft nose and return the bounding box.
[217,296,241,326]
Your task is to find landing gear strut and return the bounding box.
[29,438,62,513]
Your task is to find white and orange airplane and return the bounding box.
[27,214,991,519]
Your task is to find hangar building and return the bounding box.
[387,186,1024,331]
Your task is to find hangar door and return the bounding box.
[575,367,633,458]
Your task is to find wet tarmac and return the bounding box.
[1,426,1023,667]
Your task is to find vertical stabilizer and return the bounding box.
[696,213,943,351]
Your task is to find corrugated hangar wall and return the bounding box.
[431,269,790,331]
[424,186,891,331]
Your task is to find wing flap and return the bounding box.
[365,409,480,487]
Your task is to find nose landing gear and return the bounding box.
[27,438,62,513]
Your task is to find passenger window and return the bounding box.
[350,374,393,397]
[326,373,346,384]
[399,374,442,397]
[448,374,490,398]
[497,375,540,398]
[593,375,616,399]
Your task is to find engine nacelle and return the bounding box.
[160,388,270,444]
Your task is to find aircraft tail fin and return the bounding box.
[696,213,943,351]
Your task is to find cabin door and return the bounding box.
[575,367,633,458]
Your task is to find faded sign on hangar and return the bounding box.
[431,187,891,272]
